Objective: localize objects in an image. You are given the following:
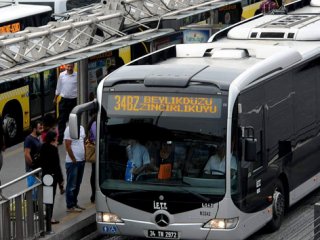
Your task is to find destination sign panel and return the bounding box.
[0,22,20,33]
[107,94,222,118]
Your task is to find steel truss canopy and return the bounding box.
[0,0,239,78]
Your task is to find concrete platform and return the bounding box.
[43,203,96,240]
[42,143,98,240]
[1,142,97,240]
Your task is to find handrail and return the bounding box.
[0,168,41,190]
[0,168,45,239]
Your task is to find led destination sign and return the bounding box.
[0,22,20,33]
[107,95,222,118]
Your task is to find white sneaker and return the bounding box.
[66,207,82,213]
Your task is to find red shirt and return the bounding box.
[41,127,59,143]
[260,0,278,13]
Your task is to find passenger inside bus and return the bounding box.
[159,141,174,163]
[157,141,174,180]
[127,139,151,177]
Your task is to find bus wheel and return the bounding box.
[2,113,19,144]
[267,180,285,232]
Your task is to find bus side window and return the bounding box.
[27,74,41,97]
[278,140,292,158]
[238,84,265,172]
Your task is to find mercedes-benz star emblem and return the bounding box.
[155,214,170,227]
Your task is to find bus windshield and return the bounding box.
[99,92,231,197]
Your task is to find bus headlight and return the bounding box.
[96,212,124,223]
[203,217,238,229]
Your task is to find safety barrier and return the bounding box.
[0,168,45,240]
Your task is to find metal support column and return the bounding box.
[207,9,219,25]
[78,59,89,127]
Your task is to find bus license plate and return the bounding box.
[147,230,179,239]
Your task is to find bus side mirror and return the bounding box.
[69,113,80,139]
[245,138,257,162]
[69,100,97,139]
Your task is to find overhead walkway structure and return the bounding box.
[0,0,241,78]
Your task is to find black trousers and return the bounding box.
[58,97,77,143]
[45,180,57,232]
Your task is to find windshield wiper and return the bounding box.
[109,189,147,197]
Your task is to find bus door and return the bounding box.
[27,73,42,118]
[28,70,57,119]
[236,84,272,213]
[43,69,57,114]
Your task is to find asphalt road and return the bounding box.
[86,185,320,240]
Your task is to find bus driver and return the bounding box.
[204,144,237,176]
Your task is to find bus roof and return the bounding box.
[226,14,320,41]
[104,43,301,91]
[0,3,52,23]
[290,0,320,13]
[0,2,10,7]
[106,12,320,90]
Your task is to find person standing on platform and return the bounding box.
[87,114,97,203]
[39,130,64,227]
[41,113,58,143]
[24,121,43,187]
[64,125,86,212]
[53,63,78,145]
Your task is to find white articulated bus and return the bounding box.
[6,0,67,14]
[0,1,52,33]
[9,0,99,15]
[69,3,320,240]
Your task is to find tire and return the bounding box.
[2,112,21,145]
[266,179,285,232]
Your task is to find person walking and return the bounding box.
[87,114,97,203]
[53,63,78,144]
[39,130,64,231]
[24,120,43,187]
[64,124,86,212]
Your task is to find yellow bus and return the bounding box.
[0,44,144,146]
[0,69,58,145]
